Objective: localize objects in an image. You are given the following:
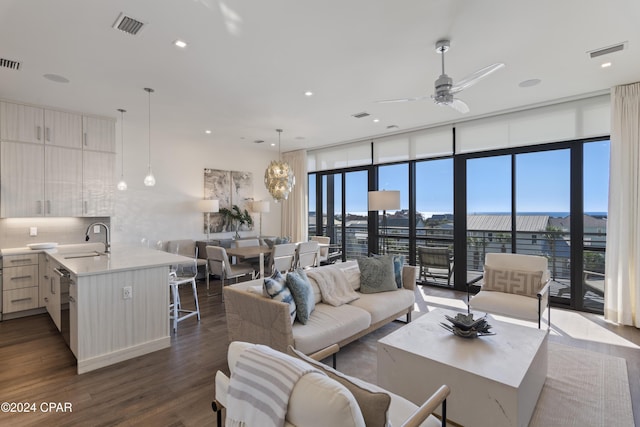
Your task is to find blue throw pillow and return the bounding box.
[263,270,296,325]
[286,268,316,324]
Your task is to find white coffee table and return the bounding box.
[378,309,548,427]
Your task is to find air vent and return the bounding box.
[112,12,145,35]
[0,58,21,71]
[351,112,370,119]
[588,42,626,59]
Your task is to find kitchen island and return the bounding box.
[3,243,193,374]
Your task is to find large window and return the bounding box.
[309,138,609,313]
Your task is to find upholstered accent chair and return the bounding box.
[469,253,551,328]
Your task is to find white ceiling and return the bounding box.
[1,0,638,153]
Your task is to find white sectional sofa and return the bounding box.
[223,260,416,357]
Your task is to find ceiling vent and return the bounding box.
[351,112,370,119]
[588,42,626,59]
[112,12,145,35]
[0,58,21,71]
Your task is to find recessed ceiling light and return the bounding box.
[373,118,380,123]
[43,73,70,83]
[205,130,212,134]
[174,40,187,48]
[270,143,276,147]
[601,62,612,68]
[304,91,313,97]
[518,78,541,88]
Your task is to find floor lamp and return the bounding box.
[200,199,219,242]
[252,200,270,237]
[368,190,400,255]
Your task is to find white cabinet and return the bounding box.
[0,141,45,217]
[2,254,39,314]
[83,150,115,216]
[69,275,78,357]
[0,101,82,148]
[0,101,44,144]
[45,146,83,216]
[83,116,115,152]
[44,108,83,148]
[45,260,62,331]
[0,141,83,217]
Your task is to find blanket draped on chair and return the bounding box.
[226,345,324,427]
[306,266,359,306]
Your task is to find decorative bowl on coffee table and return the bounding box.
[440,312,495,338]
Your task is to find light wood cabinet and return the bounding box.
[2,254,39,314]
[0,101,82,148]
[0,141,83,217]
[44,108,83,148]
[83,116,115,152]
[0,101,44,144]
[83,150,115,216]
[0,141,45,217]
[45,146,83,216]
[45,260,62,331]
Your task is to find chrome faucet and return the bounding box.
[85,222,111,253]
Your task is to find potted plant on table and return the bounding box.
[219,205,253,239]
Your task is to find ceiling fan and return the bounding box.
[377,39,505,113]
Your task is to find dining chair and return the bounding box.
[168,255,200,333]
[206,245,255,300]
[295,241,319,269]
[310,236,330,264]
[269,242,297,274]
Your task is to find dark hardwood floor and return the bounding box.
[1,280,638,426]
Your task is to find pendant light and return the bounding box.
[116,108,128,191]
[264,128,295,202]
[143,87,156,187]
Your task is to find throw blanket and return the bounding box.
[307,266,359,306]
[226,345,323,427]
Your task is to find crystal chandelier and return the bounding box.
[264,129,295,202]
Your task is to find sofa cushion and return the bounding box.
[349,288,415,324]
[292,304,371,355]
[291,347,391,427]
[226,342,365,427]
[372,253,405,288]
[483,265,544,297]
[357,256,397,294]
[339,263,361,291]
[286,268,316,324]
[264,270,296,325]
[470,290,540,321]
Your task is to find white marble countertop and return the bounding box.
[2,243,192,277]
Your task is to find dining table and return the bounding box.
[225,245,272,279]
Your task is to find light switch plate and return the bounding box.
[30,227,38,236]
[94,225,101,233]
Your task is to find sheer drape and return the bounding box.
[281,150,307,242]
[605,82,640,327]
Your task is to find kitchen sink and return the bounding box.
[63,251,106,259]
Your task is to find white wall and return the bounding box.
[111,122,280,246]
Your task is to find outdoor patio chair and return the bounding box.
[418,246,454,286]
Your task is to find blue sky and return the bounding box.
[311,140,610,215]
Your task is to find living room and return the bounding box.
[1,1,639,426]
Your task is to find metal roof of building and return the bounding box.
[467,215,549,232]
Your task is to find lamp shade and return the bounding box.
[199,199,219,213]
[368,190,400,211]
[253,200,270,213]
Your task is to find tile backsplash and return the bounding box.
[0,217,110,249]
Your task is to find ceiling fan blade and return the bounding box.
[375,96,430,103]
[449,98,470,114]
[450,63,505,93]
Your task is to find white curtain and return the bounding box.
[281,150,308,243]
[605,82,640,327]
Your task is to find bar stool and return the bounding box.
[169,257,201,333]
